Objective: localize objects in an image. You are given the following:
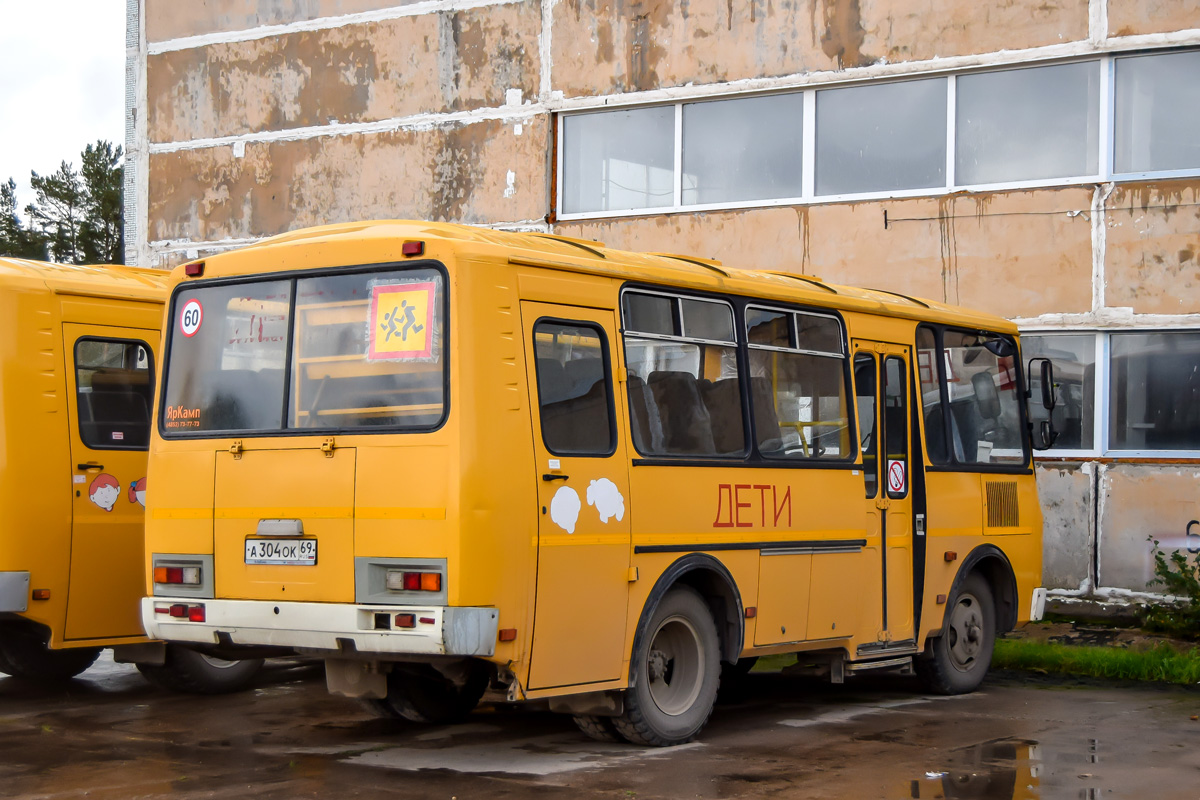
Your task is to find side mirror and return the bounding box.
[1027,357,1057,410]
[1031,419,1059,450]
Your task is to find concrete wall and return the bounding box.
[129,0,1200,605]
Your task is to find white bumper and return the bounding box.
[140,598,498,657]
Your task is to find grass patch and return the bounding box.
[992,639,1200,685]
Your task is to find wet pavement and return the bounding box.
[1,653,1197,799]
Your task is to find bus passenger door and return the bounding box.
[63,325,159,641]
[853,341,915,647]
[520,304,632,690]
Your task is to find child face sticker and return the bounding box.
[128,477,147,508]
[89,473,121,512]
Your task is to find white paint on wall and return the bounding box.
[504,170,516,198]
[147,0,526,55]
[1088,0,1109,46]
[1090,182,1114,312]
[505,88,523,107]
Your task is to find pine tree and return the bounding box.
[0,178,46,260]
[26,161,86,264]
[79,141,124,264]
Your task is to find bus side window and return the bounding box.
[533,321,615,455]
[75,338,154,449]
[855,353,878,498]
[916,326,950,464]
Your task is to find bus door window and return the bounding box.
[916,326,952,464]
[533,321,615,455]
[854,353,878,497]
[884,356,909,499]
[74,338,154,449]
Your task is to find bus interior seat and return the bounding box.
[82,370,151,446]
[627,376,665,454]
[648,371,716,455]
[540,378,610,452]
[698,378,745,455]
[748,377,784,451]
[203,368,284,430]
[563,357,602,399]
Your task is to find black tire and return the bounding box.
[614,587,721,747]
[136,645,263,694]
[573,714,626,743]
[916,573,996,695]
[365,662,488,724]
[0,627,100,681]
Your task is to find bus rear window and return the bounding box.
[161,268,445,435]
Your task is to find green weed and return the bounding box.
[992,638,1200,685]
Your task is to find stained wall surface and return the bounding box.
[132,0,1200,603]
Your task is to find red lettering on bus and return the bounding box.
[773,486,792,527]
[713,484,734,528]
[734,484,753,528]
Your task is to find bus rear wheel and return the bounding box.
[614,587,721,747]
[0,627,100,681]
[916,573,996,695]
[136,645,263,694]
[364,662,489,724]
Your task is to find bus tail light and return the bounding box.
[188,605,206,623]
[154,566,202,585]
[385,570,443,593]
[395,613,416,628]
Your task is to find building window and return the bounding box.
[1109,332,1200,451]
[682,94,803,205]
[1114,50,1200,175]
[1022,334,1096,451]
[557,47,1200,220]
[621,291,745,457]
[956,62,1100,185]
[815,78,946,195]
[561,106,674,214]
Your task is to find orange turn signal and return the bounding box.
[420,572,441,592]
[498,628,517,642]
[31,589,51,601]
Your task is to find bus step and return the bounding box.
[846,656,914,674]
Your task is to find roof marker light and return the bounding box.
[401,241,424,257]
[185,261,205,277]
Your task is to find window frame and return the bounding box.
[158,260,451,440]
[74,335,156,452]
[916,323,1033,474]
[531,316,618,458]
[1024,329,1200,460]
[556,49,1200,221]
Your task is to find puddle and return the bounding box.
[910,739,1042,799]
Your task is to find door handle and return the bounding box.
[77,463,104,471]
[542,474,569,482]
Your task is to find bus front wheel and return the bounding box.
[136,645,263,694]
[0,626,100,681]
[614,586,721,747]
[916,573,996,695]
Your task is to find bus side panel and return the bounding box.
[144,447,217,594]
[0,289,72,643]
[919,471,986,641]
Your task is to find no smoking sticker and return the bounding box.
[180,299,203,337]
[887,459,906,494]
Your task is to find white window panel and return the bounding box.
[1109,331,1200,452]
[815,77,947,196]
[682,94,803,205]
[1022,332,1100,454]
[561,106,675,214]
[1114,51,1200,175]
[957,62,1100,186]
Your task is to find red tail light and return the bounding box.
[395,614,416,629]
[188,605,206,623]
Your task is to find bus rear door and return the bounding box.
[521,304,631,690]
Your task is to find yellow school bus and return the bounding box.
[0,258,261,691]
[142,222,1050,744]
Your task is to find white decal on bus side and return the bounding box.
[586,478,625,523]
[550,486,581,534]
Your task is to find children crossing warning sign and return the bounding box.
[368,281,436,361]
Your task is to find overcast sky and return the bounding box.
[0,1,126,210]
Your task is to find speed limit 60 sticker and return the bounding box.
[180,299,203,337]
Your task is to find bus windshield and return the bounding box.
[161,267,446,435]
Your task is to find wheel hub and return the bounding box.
[648,649,669,682]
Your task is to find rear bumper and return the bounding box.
[0,572,29,613]
[140,598,498,658]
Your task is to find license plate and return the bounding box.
[245,538,317,566]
